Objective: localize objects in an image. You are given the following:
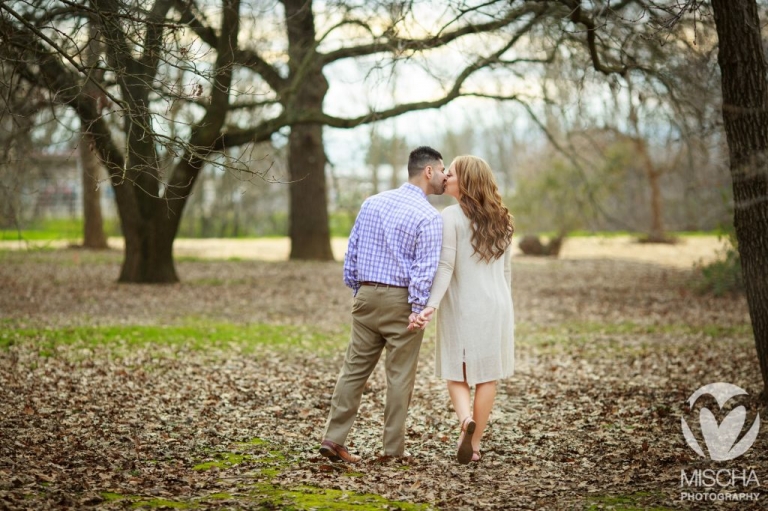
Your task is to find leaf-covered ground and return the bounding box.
[0,249,765,510]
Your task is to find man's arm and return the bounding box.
[343,210,363,293]
[412,209,456,330]
[408,214,443,313]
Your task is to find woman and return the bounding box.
[417,155,514,464]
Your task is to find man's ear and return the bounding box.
[425,166,432,179]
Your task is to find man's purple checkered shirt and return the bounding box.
[343,183,443,313]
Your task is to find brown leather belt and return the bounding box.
[359,281,408,289]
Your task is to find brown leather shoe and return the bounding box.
[319,439,361,463]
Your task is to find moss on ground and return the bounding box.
[100,485,434,510]
[585,491,675,510]
[248,483,433,510]
[158,438,435,509]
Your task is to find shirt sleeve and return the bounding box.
[427,209,457,309]
[408,213,443,313]
[343,210,362,294]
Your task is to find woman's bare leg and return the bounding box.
[446,379,471,422]
[471,380,497,452]
[447,374,476,464]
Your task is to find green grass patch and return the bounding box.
[249,484,433,510]
[101,492,133,502]
[0,246,122,266]
[237,437,267,446]
[95,438,434,511]
[1,218,122,241]
[194,440,287,475]
[3,320,749,359]
[0,322,345,356]
[188,440,389,508]
[131,498,192,509]
[586,491,673,510]
[193,452,249,471]
[259,467,283,478]
[98,485,433,510]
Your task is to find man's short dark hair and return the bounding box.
[408,146,443,178]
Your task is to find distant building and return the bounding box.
[0,150,115,228]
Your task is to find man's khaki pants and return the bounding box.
[323,285,425,456]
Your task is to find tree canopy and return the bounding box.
[2,0,714,279]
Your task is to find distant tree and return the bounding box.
[0,61,45,231]
[442,125,476,162]
[79,20,108,249]
[366,130,411,195]
[517,0,722,241]
[511,154,603,234]
[480,106,523,196]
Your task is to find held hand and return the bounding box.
[419,307,435,324]
[407,307,435,331]
[407,312,421,331]
[414,307,435,330]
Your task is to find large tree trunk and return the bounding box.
[117,101,178,283]
[93,0,179,283]
[711,0,768,400]
[117,98,178,282]
[288,122,333,260]
[284,0,333,260]
[85,114,178,283]
[119,216,177,283]
[79,137,109,249]
[79,19,108,249]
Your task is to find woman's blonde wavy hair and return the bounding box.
[453,155,514,262]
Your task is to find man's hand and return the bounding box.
[408,307,435,331]
[407,312,422,331]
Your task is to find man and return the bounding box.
[319,146,447,463]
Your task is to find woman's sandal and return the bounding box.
[456,416,476,465]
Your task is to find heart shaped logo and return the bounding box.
[681,382,761,461]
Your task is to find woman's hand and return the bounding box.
[420,307,435,323]
[407,307,435,331]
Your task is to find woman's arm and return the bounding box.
[426,209,457,309]
[504,244,512,292]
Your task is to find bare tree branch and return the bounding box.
[319,1,549,65]
[165,0,241,226]
[173,0,287,92]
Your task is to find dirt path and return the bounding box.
[0,235,730,268]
